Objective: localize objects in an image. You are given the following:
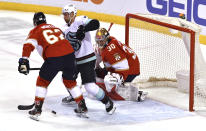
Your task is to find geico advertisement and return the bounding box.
[1,0,206,34]
[74,0,206,34]
[145,0,206,34]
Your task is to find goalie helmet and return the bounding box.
[95,28,110,49]
[62,4,77,16]
[33,12,46,26]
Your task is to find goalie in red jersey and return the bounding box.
[94,28,148,101]
[18,12,87,119]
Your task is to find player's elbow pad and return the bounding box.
[85,19,100,32]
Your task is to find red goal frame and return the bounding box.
[125,13,196,111]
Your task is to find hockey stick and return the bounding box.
[17,103,35,110]
[108,22,113,32]
[29,68,41,70]
[17,68,40,110]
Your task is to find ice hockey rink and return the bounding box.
[1,10,206,131]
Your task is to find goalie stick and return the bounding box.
[108,22,113,32]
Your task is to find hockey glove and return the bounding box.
[76,25,86,41]
[104,72,124,92]
[18,58,30,75]
[111,73,124,86]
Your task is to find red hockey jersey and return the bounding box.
[100,36,140,79]
[22,23,74,59]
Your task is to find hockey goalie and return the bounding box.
[94,28,148,101]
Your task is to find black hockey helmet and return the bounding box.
[33,12,46,26]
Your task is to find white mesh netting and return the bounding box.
[127,14,206,110]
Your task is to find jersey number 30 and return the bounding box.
[43,29,65,44]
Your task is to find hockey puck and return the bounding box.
[51,110,56,115]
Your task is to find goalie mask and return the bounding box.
[33,12,46,26]
[62,4,77,25]
[95,28,110,50]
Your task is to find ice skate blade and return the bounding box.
[29,114,40,121]
[75,112,89,119]
[61,101,76,105]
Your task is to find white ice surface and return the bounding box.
[44,95,194,124]
[0,10,206,131]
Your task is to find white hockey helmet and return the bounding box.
[62,4,77,15]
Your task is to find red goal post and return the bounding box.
[125,13,198,111]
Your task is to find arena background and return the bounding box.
[0,0,206,44]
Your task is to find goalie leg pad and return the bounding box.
[128,84,138,101]
[115,85,130,100]
[116,83,139,101]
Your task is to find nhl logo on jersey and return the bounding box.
[114,53,121,61]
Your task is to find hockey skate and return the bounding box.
[28,101,43,121]
[137,91,148,102]
[74,99,89,118]
[62,95,76,105]
[105,98,116,115]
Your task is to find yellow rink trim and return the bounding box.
[0,2,61,15]
[0,1,125,24]
[200,35,206,44]
[0,1,206,45]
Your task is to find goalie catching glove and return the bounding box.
[104,72,124,92]
[18,58,30,75]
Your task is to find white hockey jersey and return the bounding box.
[61,16,96,65]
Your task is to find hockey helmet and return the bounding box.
[33,12,46,26]
[62,4,77,16]
[62,4,77,25]
[95,28,110,49]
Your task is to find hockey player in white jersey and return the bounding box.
[61,4,116,115]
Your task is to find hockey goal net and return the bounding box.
[125,13,206,111]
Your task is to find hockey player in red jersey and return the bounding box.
[18,12,87,119]
[95,28,148,101]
